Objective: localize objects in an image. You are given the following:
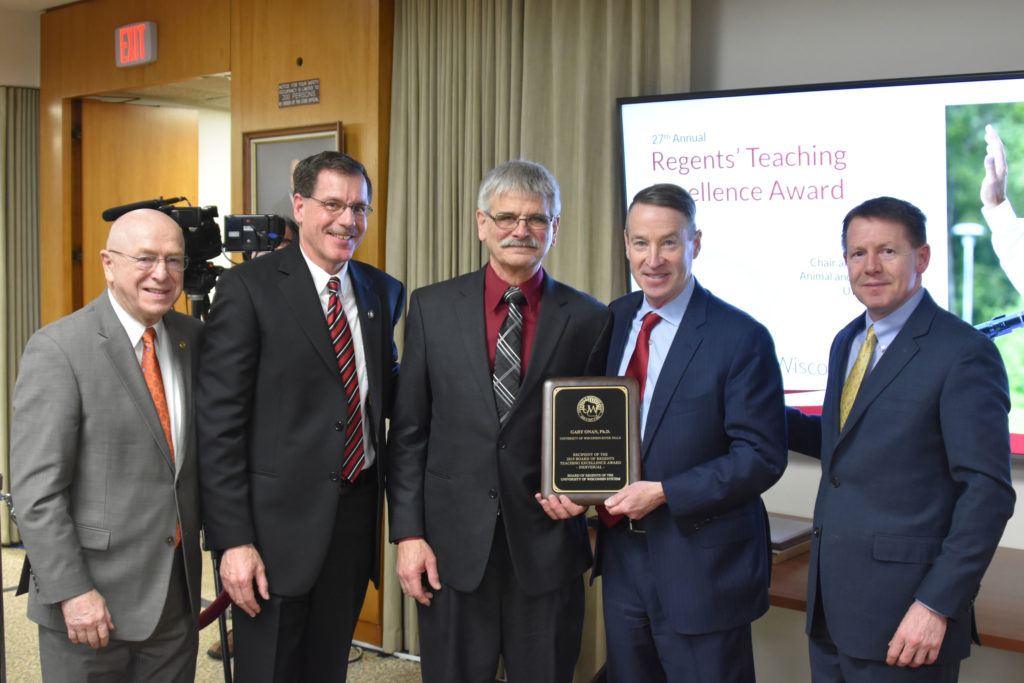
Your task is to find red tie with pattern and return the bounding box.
[327,277,365,482]
[599,312,661,527]
[142,327,180,546]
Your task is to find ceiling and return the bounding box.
[1,1,232,110]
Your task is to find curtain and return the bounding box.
[384,2,691,679]
[0,86,41,546]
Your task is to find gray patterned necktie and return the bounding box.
[493,286,526,422]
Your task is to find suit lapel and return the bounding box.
[453,269,497,420]
[349,262,384,425]
[518,275,570,404]
[641,284,707,455]
[94,294,175,472]
[163,312,194,475]
[836,294,934,443]
[276,246,340,378]
[606,292,643,375]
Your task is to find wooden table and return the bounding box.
[769,547,1024,653]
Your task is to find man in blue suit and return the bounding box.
[542,183,787,681]
[787,196,1016,682]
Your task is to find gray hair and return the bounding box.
[477,160,561,216]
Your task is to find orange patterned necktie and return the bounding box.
[142,327,180,545]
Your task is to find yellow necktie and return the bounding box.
[839,325,876,430]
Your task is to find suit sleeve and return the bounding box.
[914,333,1015,617]
[196,269,261,551]
[386,289,430,540]
[786,406,823,459]
[10,331,94,604]
[660,323,788,518]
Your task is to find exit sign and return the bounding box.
[115,22,158,67]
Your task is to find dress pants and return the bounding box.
[38,547,197,683]
[417,519,585,683]
[232,468,377,683]
[602,522,756,683]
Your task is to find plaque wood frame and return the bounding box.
[541,377,641,504]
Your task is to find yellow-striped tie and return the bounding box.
[839,325,876,430]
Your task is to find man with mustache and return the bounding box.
[788,196,1015,682]
[198,151,404,681]
[387,159,611,682]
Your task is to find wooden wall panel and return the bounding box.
[80,101,198,309]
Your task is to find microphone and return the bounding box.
[974,310,1024,339]
[101,196,186,221]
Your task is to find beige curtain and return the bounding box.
[383,1,691,679]
[0,86,41,546]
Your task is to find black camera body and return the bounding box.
[223,214,288,253]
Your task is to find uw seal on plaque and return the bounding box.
[541,377,641,505]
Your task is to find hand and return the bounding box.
[220,543,269,618]
[886,601,947,667]
[535,493,588,520]
[603,481,666,520]
[396,539,441,607]
[982,124,1008,208]
[61,589,114,648]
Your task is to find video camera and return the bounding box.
[223,214,289,253]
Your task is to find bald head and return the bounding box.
[101,209,186,326]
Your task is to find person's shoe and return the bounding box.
[207,630,233,660]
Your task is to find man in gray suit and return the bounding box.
[11,209,203,681]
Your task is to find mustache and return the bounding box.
[499,236,542,249]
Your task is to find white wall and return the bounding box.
[0,8,39,87]
[690,1,1024,677]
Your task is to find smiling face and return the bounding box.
[293,169,369,273]
[476,191,559,284]
[844,216,930,321]
[624,203,701,309]
[101,209,185,326]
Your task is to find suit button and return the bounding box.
[165,536,174,545]
[329,471,340,482]
[830,477,840,488]
[488,489,498,499]
[334,421,345,432]
[497,440,507,449]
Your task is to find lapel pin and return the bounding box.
[367,310,375,319]
[178,341,187,349]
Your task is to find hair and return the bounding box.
[292,151,373,202]
[627,183,698,237]
[841,196,926,252]
[477,160,561,216]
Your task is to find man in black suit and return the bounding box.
[387,160,612,682]
[788,197,1015,682]
[197,151,404,682]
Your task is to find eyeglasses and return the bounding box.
[484,211,554,230]
[305,196,374,218]
[108,250,189,272]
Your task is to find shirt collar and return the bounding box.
[637,275,696,328]
[861,287,926,350]
[485,264,545,311]
[106,289,167,348]
[299,245,350,295]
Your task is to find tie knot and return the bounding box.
[641,312,661,333]
[327,277,340,294]
[503,286,525,307]
[143,327,157,345]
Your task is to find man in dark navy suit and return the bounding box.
[542,183,787,682]
[788,196,1015,682]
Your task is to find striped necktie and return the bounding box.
[327,277,365,482]
[493,286,525,423]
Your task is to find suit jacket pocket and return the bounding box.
[696,511,754,547]
[75,524,111,551]
[873,533,943,564]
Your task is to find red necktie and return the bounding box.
[327,277,365,482]
[142,327,180,546]
[599,312,661,527]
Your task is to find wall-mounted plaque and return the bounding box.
[541,377,641,505]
